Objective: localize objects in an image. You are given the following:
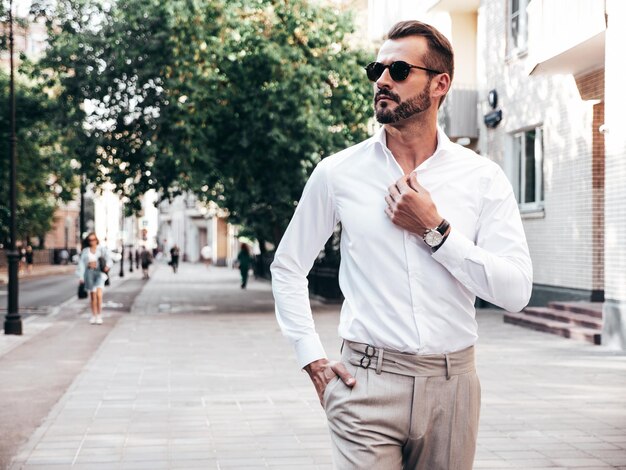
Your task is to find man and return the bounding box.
[170,244,180,273]
[140,246,153,280]
[271,20,532,469]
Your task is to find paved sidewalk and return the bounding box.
[0,265,76,285]
[0,268,147,470]
[8,264,626,469]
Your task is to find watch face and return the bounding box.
[424,230,443,247]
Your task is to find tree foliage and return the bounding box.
[0,2,80,246]
[0,71,78,245]
[34,0,373,246]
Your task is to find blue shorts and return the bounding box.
[84,268,106,292]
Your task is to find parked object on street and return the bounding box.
[76,232,112,324]
[236,244,252,289]
[271,20,532,470]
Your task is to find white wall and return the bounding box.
[477,0,596,292]
[604,0,626,303]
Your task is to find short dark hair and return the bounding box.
[386,21,454,106]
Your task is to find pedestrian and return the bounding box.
[59,249,69,265]
[200,245,212,268]
[236,243,252,289]
[170,244,180,273]
[25,245,34,275]
[135,248,140,270]
[140,246,153,280]
[271,20,532,470]
[18,245,25,275]
[76,232,112,325]
[128,249,134,272]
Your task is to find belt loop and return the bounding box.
[445,354,451,380]
[340,340,345,355]
[376,347,384,375]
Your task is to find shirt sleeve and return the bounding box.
[271,158,340,369]
[432,166,533,312]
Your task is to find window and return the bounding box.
[508,0,529,55]
[510,127,544,211]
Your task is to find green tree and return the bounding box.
[0,71,77,246]
[167,0,372,248]
[35,0,373,248]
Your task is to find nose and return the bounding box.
[375,66,393,90]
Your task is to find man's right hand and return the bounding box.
[304,358,356,406]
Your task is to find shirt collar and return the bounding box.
[373,125,455,171]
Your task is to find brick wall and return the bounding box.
[44,205,81,250]
[477,0,598,293]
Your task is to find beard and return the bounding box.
[375,78,432,124]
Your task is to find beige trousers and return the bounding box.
[323,341,481,470]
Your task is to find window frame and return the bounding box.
[510,126,544,213]
[507,0,529,57]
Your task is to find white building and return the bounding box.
[411,0,626,349]
[157,194,239,266]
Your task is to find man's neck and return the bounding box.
[384,117,439,175]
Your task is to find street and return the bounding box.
[0,263,135,319]
[0,274,76,315]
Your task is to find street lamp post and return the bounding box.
[119,201,125,278]
[4,0,23,335]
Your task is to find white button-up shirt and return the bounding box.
[271,127,533,369]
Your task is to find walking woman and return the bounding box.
[237,243,252,289]
[76,233,112,324]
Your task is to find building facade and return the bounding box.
[420,0,626,349]
[157,195,239,266]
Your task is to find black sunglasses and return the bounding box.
[365,61,443,82]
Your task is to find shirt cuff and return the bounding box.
[294,334,328,369]
[431,228,474,272]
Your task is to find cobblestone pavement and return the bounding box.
[7,263,626,469]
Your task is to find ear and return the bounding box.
[431,73,451,105]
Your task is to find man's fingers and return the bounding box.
[331,362,356,387]
[384,195,395,207]
[387,182,401,200]
[395,176,410,194]
[408,172,425,193]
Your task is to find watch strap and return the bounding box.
[435,219,450,236]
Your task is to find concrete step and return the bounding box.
[504,311,602,345]
[548,301,603,319]
[523,307,603,330]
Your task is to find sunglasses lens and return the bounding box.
[365,62,384,82]
[389,62,410,81]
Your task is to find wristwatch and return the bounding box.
[422,219,450,250]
